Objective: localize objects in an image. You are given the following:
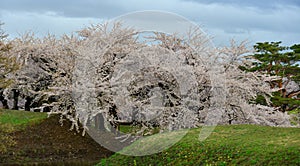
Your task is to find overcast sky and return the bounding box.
[0,0,299,46]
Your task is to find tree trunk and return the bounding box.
[95,113,106,131]
[25,96,32,111]
[282,89,287,98]
[12,89,19,110]
[0,90,8,109]
[278,79,283,96]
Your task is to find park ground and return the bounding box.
[0,109,299,166]
[0,109,113,165]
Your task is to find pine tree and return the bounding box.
[249,41,300,111]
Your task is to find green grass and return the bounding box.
[0,109,47,130]
[99,125,300,166]
[119,125,160,135]
[0,109,47,153]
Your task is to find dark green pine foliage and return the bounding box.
[249,42,300,111]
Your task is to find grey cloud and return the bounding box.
[0,0,299,46]
[180,0,300,9]
[0,0,126,18]
[224,28,249,34]
[179,2,300,34]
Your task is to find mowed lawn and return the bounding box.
[100,125,300,166]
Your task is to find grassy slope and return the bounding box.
[1,109,299,165]
[0,109,47,129]
[100,125,300,166]
[0,109,47,154]
[0,109,114,165]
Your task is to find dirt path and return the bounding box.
[0,115,114,166]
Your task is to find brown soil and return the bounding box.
[0,115,114,166]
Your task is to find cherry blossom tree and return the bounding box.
[2,22,291,138]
